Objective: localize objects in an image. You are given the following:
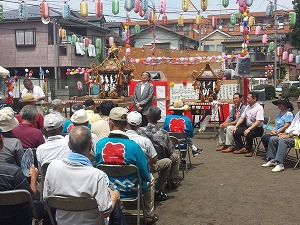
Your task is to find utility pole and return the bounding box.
[274,0,278,88]
[53,18,58,93]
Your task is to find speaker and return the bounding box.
[237,57,251,75]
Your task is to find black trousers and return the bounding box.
[233,126,264,152]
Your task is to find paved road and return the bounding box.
[154,100,300,225]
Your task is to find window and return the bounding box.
[15,29,36,46]
[59,46,67,56]
[216,45,225,52]
[203,45,215,51]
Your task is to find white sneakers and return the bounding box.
[271,165,285,172]
[261,161,285,172]
[261,161,277,167]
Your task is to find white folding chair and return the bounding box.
[0,190,42,225]
[97,164,146,225]
[45,196,98,225]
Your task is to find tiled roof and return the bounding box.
[222,33,287,43]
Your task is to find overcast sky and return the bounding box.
[2,0,294,22]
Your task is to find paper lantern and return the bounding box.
[230,14,236,25]
[40,0,50,20]
[144,8,149,20]
[266,2,274,17]
[162,14,168,26]
[0,3,3,21]
[201,0,208,11]
[62,1,70,19]
[95,0,103,17]
[134,0,139,13]
[282,51,288,61]
[71,34,77,46]
[262,34,268,44]
[238,0,244,7]
[59,28,66,39]
[239,25,244,33]
[276,46,283,57]
[296,55,300,64]
[19,1,28,21]
[134,24,141,34]
[124,0,134,11]
[95,38,102,49]
[182,0,189,12]
[248,16,255,27]
[84,37,90,48]
[196,13,202,26]
[239,6,244,13]
[139,3,145,17]
[212,16,217,29]
[159,0,166,14]
[109,37,114,47]
[142,0,148,12]
[222,0,229,8]
[80,0,88,17]
[112,0,119,15]
[178,14,184,27]
[288,54,294,63]
[289,12,296,26]
[246,0,253,7]
[255,26,261,36]
[269,42,275,52]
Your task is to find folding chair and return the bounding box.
[45,196,98,225]
[253,116,270,156]
[168,132,192,170]
[169,135,185,178]
[0,190,42,225]
[97,164,146,225]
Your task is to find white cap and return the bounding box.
[71,109,89,124]
[127,111,142,126]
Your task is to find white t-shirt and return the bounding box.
[36,135,70,171]
[22,85,45,104]
[126,130,157,159]
[43,159,111,225]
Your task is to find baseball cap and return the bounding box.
[44,114,64,131]
[127,111,142,126]
[109,107,127,121]
[84,99,95,108]
[71,109,89,124]
[51,99,64,106]
[71,103,84,113]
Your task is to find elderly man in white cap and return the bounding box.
[36,113,70,171]
[126,111,171,202]
[51,99,66,122]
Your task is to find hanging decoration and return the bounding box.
[62,1,70,19]
[40,0,50,20]
[255,26,261,36]
[248,15,255,27]
[266,2,274,17]
[262,34,268,44]
[148,10,157,25]
[59,28,66,39]
[239,0,251,57]
[112,0,119,15]
[196,13,202,26]
[83,37,89,48]
[238,0,244,7]
[230,14,236,25]
[0,3,3,21]
[212,16,217,29]
[265,64,273,79]
[124,0,134,11]
[182,0,189,12]
[246,0,253,7]
[19,1,28,21]
[80,0,88,17]
[269,41,275,52]
[71,34,77,46]
[159,0,166,14]
[144,7,149,20]
[296,55,300,64]
[282,51,288,61]
[289,12,296,26]
[134,24,141,34]
[178,14,184,27]
[95,0,103,17]
[142,0,148,12]
[134,0,139,13]
[5,78,15,105]
[201,0,208,11]
[139,3,145,17]
[288,54,294,63]
[96,38,102,49]
[222,0,229,8]
[162,14,168,26]
[276,46,283,57]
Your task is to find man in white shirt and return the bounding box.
[126,111,171,202]
[21,78,45,105]
[261,96,300,172]
[36,113,70,173]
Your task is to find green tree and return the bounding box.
[289,0,300,48]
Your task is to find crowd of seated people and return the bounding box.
[1,90,299,224]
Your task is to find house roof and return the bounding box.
[222,33,287,43]
[2,6,109,33]
[130,24,198,43]
[201,29,231,41]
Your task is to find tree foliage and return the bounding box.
[289,0,300,48]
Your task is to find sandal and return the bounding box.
[145,214,159,225]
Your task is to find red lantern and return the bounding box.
[84,37,90,47]
[139,2,145,17]
[162,14,168,27]
[183,81,187,86]
[40,0,50,20]
[95,0,103,17]
[212,16,217,29]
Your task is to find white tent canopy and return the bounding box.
[0,66,10,77]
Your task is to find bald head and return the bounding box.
[69,126,92,154]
